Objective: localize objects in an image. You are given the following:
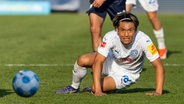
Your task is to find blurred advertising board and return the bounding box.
[0,0,50,15]
[51,0,80,12]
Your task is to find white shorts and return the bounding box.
[126,0,159,12]
[102,52,140,89]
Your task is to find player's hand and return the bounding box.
[94,91,106,96]
[146,92,162,96]
[92,0,106,8]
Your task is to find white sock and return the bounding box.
[153,28,166,49]
[71,61,87,89]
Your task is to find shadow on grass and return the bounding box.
[0,89,14,98]
[167,50,181,58]
[142,68,147,72]
[107,88,170,95]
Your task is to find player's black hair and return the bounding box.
[113,12,139,29]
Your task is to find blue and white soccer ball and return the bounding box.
[12,70,40,97]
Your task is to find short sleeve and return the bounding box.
[98,31,115,57]
[141,36,159,62]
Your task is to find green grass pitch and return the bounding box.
[0,13,184,104]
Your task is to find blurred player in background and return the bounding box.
[126,0,167,59]
[86,0,126,52]
[55,12,164,96]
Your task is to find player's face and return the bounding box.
[116,21,136,45]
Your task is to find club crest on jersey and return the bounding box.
[100,41,106,48]
[148,43,157,55]
[130,49,138,58]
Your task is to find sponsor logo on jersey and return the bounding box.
[100,41,106,48]
[116,58,133,64]
[148,43,157,55]
[121,75,131,84]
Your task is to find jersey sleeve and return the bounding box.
[98,31,115,57]
[141,36,159,62]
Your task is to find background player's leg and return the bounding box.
[146,11,167,59]
[89,13,104,51]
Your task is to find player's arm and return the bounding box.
[146,58,164,96]
[92,52,106,96]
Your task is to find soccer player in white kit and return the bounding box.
[126,0,167,59]
[55,12,164,96]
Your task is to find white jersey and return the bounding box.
[98,30,159,74]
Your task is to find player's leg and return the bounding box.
[91,72,135,94]
[100,53,137,93]
[146,11,162,30]
[146,12,166,48]
[88,0,126,51]
[90,76,116,96]
[96,76,116,92]
[139,0,167,59]
[56,52,96,94]
[85,52,117,94]
[146,12,167,59]
[83,53,136,95]
[71,52,96,88]
[89,13,104,51]
[86,0,107,52]
[126,4,134,12]
[125,0,137,12]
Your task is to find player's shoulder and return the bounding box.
[106,30,117,35]
[136,30,149,37]
[136,30,151,41]
[104,30,118,38]
[103,30,119,40]
[135,30,153,46]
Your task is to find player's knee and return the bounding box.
[77,55,91,67]
[90,26,101,36]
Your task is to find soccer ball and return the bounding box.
[12,70,40,97]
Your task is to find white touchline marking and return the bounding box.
[2,64,74,67]
[1,63,184,67]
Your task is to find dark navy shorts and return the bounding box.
[87,0,126,20]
